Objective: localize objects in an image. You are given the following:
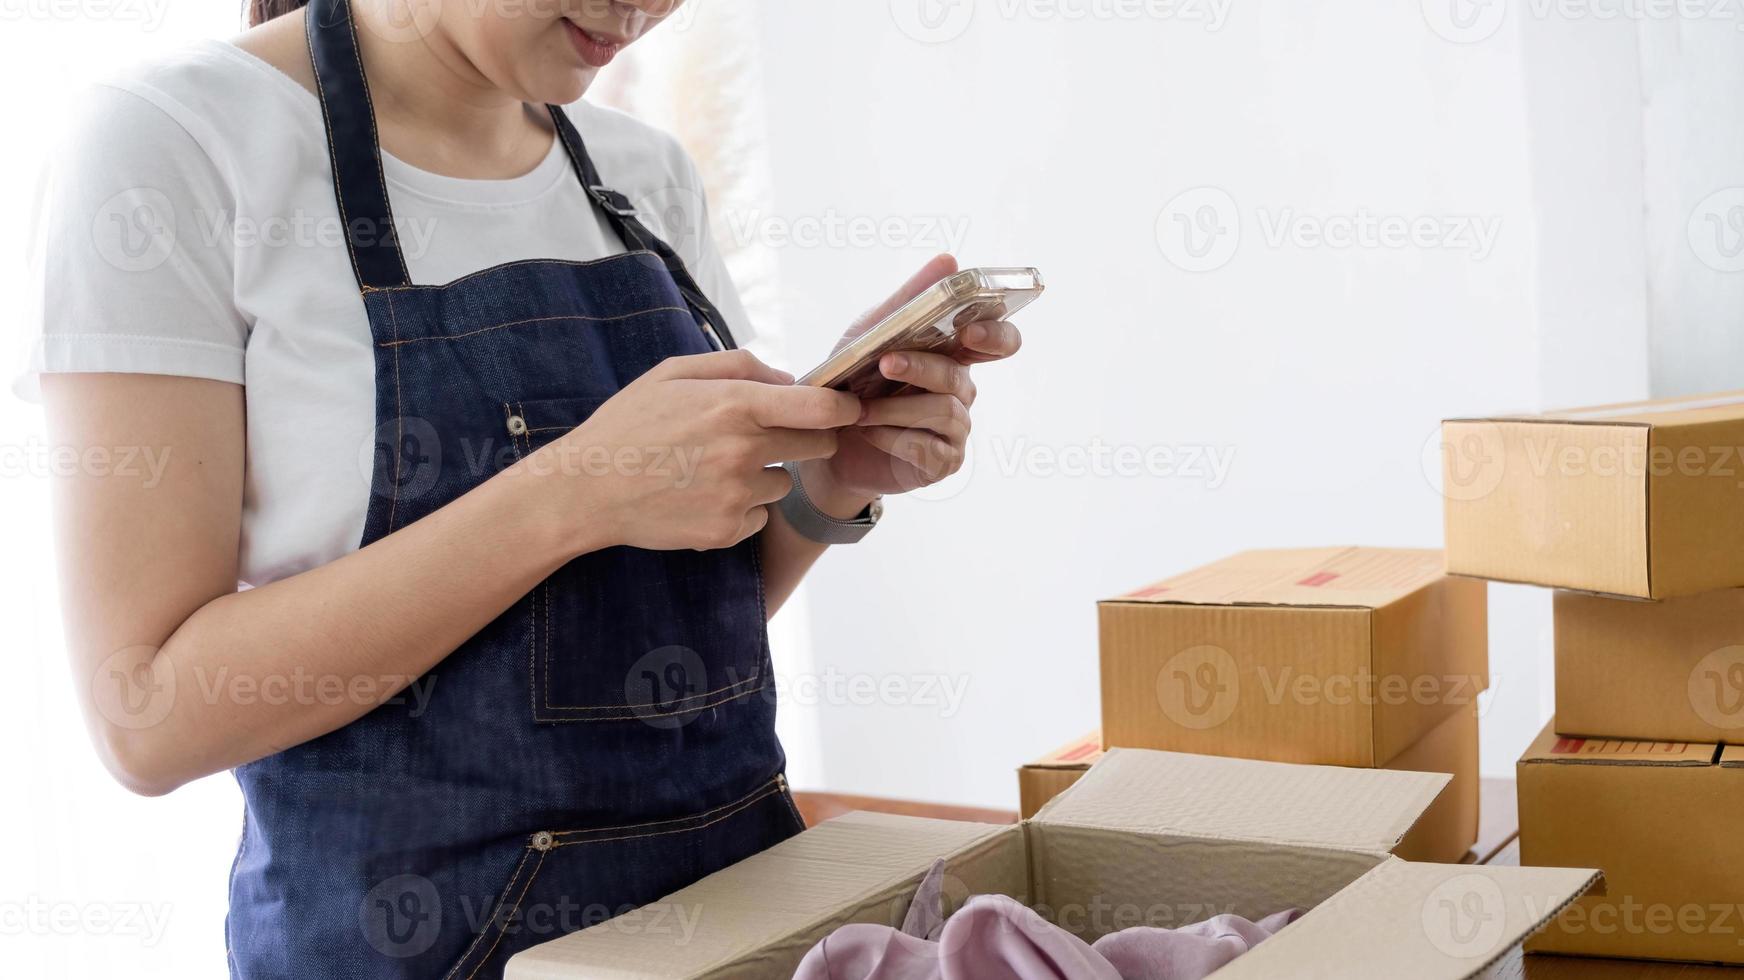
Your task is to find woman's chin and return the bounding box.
[515,68,595,108]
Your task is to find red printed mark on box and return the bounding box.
[1058,740,1101,763]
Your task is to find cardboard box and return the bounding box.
[1099,547,1488,767]
[1441,392,1744,599]
[1517,721,1744,963]
[1388,704,1480,865]
[509,748,1598,979]
[1017,730,1103,819]
[1555,588,1744,742]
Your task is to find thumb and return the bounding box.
[840,253,960,344]
[652,349,795,385]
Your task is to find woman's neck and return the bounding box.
[351,3,555,180]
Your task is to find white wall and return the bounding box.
[1637,14,1744,395]
[748,0,1588,806]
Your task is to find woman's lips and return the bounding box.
[563,20,623,68]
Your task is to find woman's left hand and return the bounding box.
[798,254,1024,515]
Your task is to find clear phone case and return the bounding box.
[799,268,1044,399]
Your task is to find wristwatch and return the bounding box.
[777,462,882,544]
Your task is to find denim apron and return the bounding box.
[224,1,802,975]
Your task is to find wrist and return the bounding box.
[795,459,876,521]
[517,450,623,560]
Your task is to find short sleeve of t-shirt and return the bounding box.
[17,83,251,399]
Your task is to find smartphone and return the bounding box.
[799,267,1044,399]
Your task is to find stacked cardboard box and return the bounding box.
[1440,391,1744,965]
[1080,545,1488,863]
[1016,730,1103,819]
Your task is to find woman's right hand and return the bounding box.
[533,349,861,554]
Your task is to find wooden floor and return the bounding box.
[792,776,1742,978]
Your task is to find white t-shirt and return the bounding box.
[22,39,753,588]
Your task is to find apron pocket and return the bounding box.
[443,776,794,977]
[501,397,770,726]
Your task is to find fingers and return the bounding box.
[654,349,794,385]
[856,393,969,444]
[955,320,1023,364]
[878,350,976,404]
[748,466,795,505]
[755,428,840,464]
[839,254,961,343]
[745,384,861,430]
[857,425,964,482]
[729,505,771,545]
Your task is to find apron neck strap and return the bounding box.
[545,105,739,351]
[305,0,411,292]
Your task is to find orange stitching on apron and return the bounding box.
[440,845,533,980]
[366,251,663,294]
[501,401,765,721]
[341,2,411,286]
[461,847,548,980]
[306,10,366,293]
[777,785,806,832]
[387,291,404,532]
[550,779,782,843]
[539,675,764,715]
[376,309,691,348]
[503,403,539,724]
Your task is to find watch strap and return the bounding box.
[776,462,881,544]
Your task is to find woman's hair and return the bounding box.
[248,0,309,27]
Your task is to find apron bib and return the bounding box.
[225,2,801,976]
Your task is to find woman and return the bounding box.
[30,0,1021,975]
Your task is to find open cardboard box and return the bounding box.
[507,748,1599,979]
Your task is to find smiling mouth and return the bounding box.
[563,19,625,68]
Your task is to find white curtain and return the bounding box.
[590,2,786,351]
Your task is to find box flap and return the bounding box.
[1721,745,1744,768]
[1453,390,1744,428]
[1025,730,1103,770]
[1035,747,1448,853]
[1108,547,1445,609]
[1207,859,1602,980]
[1518,721,1716,767]
[505,812,1025,980]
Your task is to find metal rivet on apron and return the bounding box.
[506,414,528,436]
[530,831,554,852]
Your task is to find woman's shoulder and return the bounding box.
[64,31,314,175]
